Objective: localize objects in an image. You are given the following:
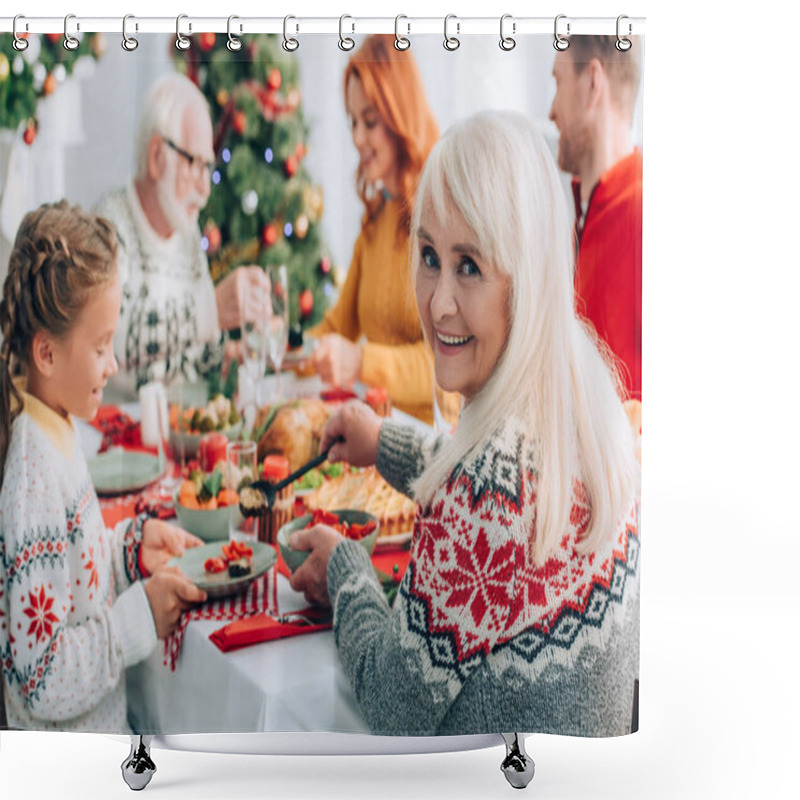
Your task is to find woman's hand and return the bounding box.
[312,333,362,386]
[320,400,382,467]
[144,566,207,639]
[141,519,204,575]
[287,525,344,607]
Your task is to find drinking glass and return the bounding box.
[239,282,269,433]
[227,440,258,542]
[156,374,186,499]
[267,265,289,396]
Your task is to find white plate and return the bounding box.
[88,449,163,496]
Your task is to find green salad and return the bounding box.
[294,462,356,491]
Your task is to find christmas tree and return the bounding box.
[172,34,333,331]
[1,33,105,142]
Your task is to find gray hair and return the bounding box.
[410,110,638,563]
[135,72,210,180]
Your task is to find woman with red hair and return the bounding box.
[311,35,457,425]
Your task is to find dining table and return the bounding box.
[78,377,421,736]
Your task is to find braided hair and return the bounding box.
[0,200,118,490]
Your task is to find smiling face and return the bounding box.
[415,199,511,402]
[345,74,401,196]
[48,274,121,421]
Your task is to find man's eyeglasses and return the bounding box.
[162,136,215,179]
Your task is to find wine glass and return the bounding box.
[157,372,186,500]
[266,265,289,397]
[239,283,269,433]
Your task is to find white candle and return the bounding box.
[139,381,165,448]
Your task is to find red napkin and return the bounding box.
[209,608,332,653]
[163,571,276,670]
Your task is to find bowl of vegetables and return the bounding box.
[276,509,380,573]
[169,394,242,460]
[174,461,252,542]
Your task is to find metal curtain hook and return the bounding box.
[63,13,79,51]
[616,15,632,51]
[12,15,29,51]
[554,14,570,51]
[338,15,355,51]
[499,14,516,51]
[122,14,139,51]
[227,15,242,51]
[282,15,299,52]
[175,14,191,51]
[394,15,410,50]
[443,14,460,51]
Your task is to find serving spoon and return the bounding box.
[238,437,343,517]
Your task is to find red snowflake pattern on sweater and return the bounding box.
[84,546,100,594]
[410,458,635,664]
[22,586,60,645]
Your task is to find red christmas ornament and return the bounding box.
[232,110,247,136]
[23,122,37,146]
[204,223,221,255]
[43,73,57,97]
[319,256,332,275]
[285,155,298,177]
[46,33,61,43]
[295,142,306,160]
[267,68,282,91]
[232,110,247,135]
[261,223,278,247]
[299,289,314,318]
[198,32,216,51]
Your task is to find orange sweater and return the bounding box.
[311,200,457,425]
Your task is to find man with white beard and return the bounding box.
[95,72,269,399]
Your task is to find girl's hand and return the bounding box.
[312,333,362,386]
[287,525,344,607]
[320,401,382,467]
[141,519,204,575]
[144,566,207,639]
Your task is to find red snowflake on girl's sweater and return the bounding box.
[84,546,100,594]
[23,586,60,644]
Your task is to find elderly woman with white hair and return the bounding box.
[288,110,640,738]
[95,72,268,399]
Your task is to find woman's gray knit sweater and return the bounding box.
[327,419,639,737]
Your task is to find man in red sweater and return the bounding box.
[550,36,642,399]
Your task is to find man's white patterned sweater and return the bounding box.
[328,419,639,736]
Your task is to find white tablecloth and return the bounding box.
[126,572,370,735]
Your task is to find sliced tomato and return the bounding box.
[348,521,377,540]
[204,557,227,574]
[221,542,236,562]
[230,540,253,559]
[311,509,340,527]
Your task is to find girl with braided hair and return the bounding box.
[0,201,206,733]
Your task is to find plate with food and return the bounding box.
[173,454,257,541]
[277,509,380,573]
[169,394,243,459]
[89,449,164,496]
[169,540,277,599]
[302,466,416,548]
